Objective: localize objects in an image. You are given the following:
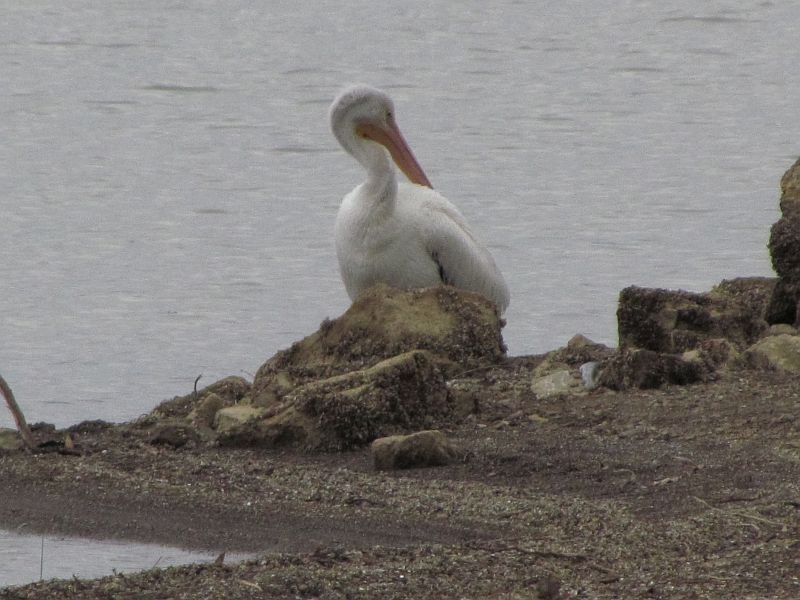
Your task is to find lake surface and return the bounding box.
[1,0,798,588]
[3,0,795,430]
[0,0,800,425]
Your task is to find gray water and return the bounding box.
[0,0,798,585]
[0,528,249,588]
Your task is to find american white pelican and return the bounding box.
[329,84,510,314]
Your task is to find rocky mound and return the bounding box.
[141,285,506,451]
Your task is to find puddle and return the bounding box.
[0,529,252,588]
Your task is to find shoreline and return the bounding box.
[2,360,799,598]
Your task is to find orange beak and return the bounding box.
[356,121,433,189]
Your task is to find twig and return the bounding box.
[238,580,263,591]
[692,496,786,528]
[193,374,203,400]
[0,373,36,451]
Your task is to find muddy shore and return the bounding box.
[1,357,799,599]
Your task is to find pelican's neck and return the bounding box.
[350,138,398,207]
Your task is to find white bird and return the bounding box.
[329,84,510,314]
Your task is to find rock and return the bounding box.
[765,159,800,325]
[0,428,22,451]
[768,214,800,281]
[216,405,313,448]
[188,392,225,429]
[779,157,800,218]
[534,335,612,369]
[681,338,740,372]
[599,349,704,390]
[213,405,267,434]
[765,280,800,326]
[579,362,602,390]
[371,430,458,470]
[220,351,451,451]
[744,334,800,374]
[252,285,506,406]
[149,420,200,448]
[150,376,251,420]
[531,369,581,398]
[529,335,613,397]
[767,324,798,336]
[617,279,775,353]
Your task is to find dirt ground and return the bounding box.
[1,359,799,599]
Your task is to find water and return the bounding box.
[1,2,796,428]
[0,528,248,588]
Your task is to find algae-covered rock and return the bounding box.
[769,215,800,282]
[779,156,800,218]
[744,334,800,374]
[599,349,704,390]
[617,279,774,353]
[766,159,800,325]
[252,284,506,406]
[188,392,225,429]
[149,419,201,448]
[150,376,251,421]
[0,428,23,452]
[371,430,458,470]
[213,405,267,435]
[544,334,614,367]
[220,351,450,451]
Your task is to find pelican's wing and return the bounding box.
[418,192,510,313]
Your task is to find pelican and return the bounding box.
[329,84,510,314]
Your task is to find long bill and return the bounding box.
[356,121,433,189]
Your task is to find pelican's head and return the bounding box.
[329,84,432,188]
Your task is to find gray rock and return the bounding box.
[580,362,601,390]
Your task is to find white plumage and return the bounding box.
[330,84,510,314]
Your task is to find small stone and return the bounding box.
[579,362,601,390]
[528,413,548,424]
[371,430,458,470]
[531,369,580,398]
